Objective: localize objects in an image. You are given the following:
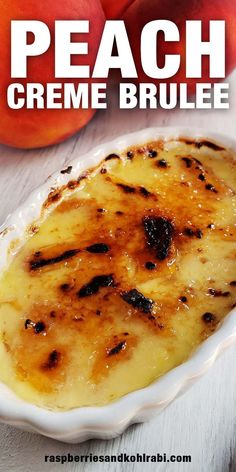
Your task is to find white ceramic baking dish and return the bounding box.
[0,126,236,443]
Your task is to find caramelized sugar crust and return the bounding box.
[0,138,236,410]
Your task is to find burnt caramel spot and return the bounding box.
[44,189,62,208]
[67,181,78,190]
[184,228,203,239]
[121,289,154,314]
[205,183,218,193]
[208,288,230,297]
[184,228,194,237]
[193,158,202,166]
[42,350,60,370]
[107,341,126,357]
[30,249,80,271]
[25,319,34,329]
[127,151,134,159]
[143,216,174,261]
[139,186,152,197]
[148,150,158,158]
[145,261,156,270]
[105,153,120,161]
[116,210,123,215]
[86,243,110,254]
[24,319,45,334]
[90,333,138,382]
[198,173,206,181]
[34,321,46,334]
[202,312,216,323]
[29,225,39,235]
[195,140,224,151]
[230,281,236,287]
[60,283,73,293]
[196,229,203,239]
[97,208,106,213]
[100,168,107,174]
[117,183,135,194]
[179,296,188,303]
[157,159,168,168]
[182,157,192,168]
[78,274,115,298]
[180,138,224,151]
[50,191,60,201]
[77,172,88,184]
[61,165,72,175]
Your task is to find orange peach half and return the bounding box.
[122,0,236,93]
[0,0,105,149]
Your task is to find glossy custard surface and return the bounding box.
[0,138,235,410]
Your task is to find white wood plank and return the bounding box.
[0,70,235,472]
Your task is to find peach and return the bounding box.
[0,0,105,149]
[101,0,135,19]
[123,0,236,93]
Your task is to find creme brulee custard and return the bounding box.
[0,138,235,410]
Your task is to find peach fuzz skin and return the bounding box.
[122,0,236,94]
[0,0,105,149]
[101,0,135,19]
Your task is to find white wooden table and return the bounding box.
[0,72,236,472]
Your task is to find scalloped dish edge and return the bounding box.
[0,126,235,443]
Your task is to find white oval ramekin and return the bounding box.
[0,127,236,444]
